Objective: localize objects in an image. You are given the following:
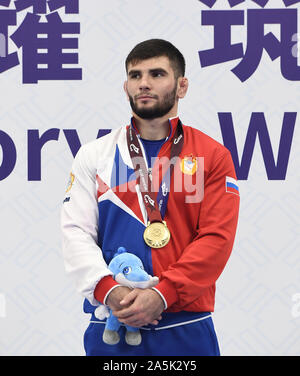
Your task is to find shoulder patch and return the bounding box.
[66,172,75,193]
[225,176,239,196]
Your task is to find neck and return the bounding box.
[135,118,169,140]
[133,112,178,140]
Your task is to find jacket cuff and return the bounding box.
[153,278,178,309]
[94,275,120,304]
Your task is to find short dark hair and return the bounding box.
[125,39,185,78]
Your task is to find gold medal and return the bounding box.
[143,221,171,249]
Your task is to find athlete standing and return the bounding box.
[61,39,240,356]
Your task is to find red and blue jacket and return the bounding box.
[61,116,240,318]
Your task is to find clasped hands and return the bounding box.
[106,286,164,328]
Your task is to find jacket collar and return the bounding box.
[130,115,180,141]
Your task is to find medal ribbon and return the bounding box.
[126,119,184,224]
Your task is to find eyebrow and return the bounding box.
[128,68,168,77]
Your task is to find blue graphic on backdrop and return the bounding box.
[0,0,81,83]
[0,114,295,181]
[198,1,300,9]
[219,113,296,180]
[198,0,300,81]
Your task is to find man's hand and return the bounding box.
[106,286,132,311]
[112,288,164,328]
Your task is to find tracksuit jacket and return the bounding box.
[61,116,240,323]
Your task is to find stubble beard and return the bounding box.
[129,84,177,120]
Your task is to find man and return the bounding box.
[61,39,240,356]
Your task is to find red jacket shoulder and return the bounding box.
[182,123,230,161]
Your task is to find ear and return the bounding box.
[116,246,127,255]
[177,77,188,99]
[123,81,129,101]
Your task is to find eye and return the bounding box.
[122,266,132,275]
[152,70,165,78]
[129,73,140,79]
[140,265,144,270]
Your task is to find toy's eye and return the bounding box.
[140,265,144,270]
[122,266,132,275]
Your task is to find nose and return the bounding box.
[139,74,151,91]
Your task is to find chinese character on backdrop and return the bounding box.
[198,0,300,81]
[0,0,81,83]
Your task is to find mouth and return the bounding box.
[136,95,156,100]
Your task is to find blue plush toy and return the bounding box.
[94,247,159,346]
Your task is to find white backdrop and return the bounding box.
[0,0,300,356]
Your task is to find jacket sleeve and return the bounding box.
[61,144,118,306]
[154,148,240,310]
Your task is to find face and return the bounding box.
[125,56,185,120]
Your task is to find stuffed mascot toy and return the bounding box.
[94,247,159,346]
